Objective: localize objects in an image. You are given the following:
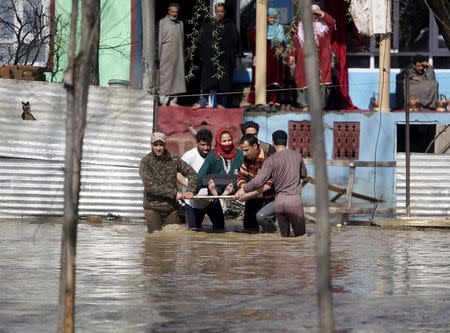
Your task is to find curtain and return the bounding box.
[325,0,357,109]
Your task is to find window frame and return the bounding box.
[347,0,449,69]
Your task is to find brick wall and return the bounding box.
[0,65,45,81]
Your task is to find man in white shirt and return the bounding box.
[180,129,225,231]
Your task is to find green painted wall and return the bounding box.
[53,0,131,86]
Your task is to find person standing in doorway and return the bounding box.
[236,130,308,237]
[248,7,286,110]
[193,2,240,109]
[139,132,197,233]
[158,3,186,106]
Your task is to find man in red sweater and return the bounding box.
[236,130,308,237]
[236,134,275,232]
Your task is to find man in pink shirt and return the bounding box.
[235,130,308,237]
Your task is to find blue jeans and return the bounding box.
[185,200,225,230]
[256,201,277,233]
[198,89,228,108]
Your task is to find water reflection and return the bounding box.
[0,221,449,332]
[141,229,318,332]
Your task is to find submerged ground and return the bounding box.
[1,219,449,332]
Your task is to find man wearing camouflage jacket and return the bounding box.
[139,132,197,233]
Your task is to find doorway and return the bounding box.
[396,124,436,153]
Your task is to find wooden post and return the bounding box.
[377,0,392,112]
[299,0,335,332]
[141,0,155,91]
[342,163,356,225]
[255,0,267,105]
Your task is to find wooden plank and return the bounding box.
[301,177,312,188]
[375,218,450,228]
[304,207,395,214]
[303,159,396,167]
[353,161,396,167]
[192,195,235,200]
[330,192,344,202]
[303,176,384,203]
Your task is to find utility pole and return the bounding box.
[298,0,335,332]
[255,0,267,105]
[405,74,411,217]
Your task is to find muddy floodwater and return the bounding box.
[1,220,449,333]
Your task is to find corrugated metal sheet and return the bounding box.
[396,153,450,217]
[0,79,153,221]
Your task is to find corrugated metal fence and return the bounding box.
[396,153,450,217]
[0,79,153,222]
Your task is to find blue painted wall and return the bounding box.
[347,69,450,110]
[234,68,450,111]
[244,111,450,209]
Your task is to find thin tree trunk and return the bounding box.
[298,0,335,332]
[58,0,78,330]
[425,0,450,49]
[58,0,98,331]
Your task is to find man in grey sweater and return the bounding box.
[235,130,307,237]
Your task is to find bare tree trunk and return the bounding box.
[58,1,78,330]
[141,0,155,90]
[425,0,450,49]
[58,0,98,331]
[298,0,335,332]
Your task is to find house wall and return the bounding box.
[54,0,131,86]
[0,79,153,221]
[234,68,450,110]
[349,69,450,110]
[244,111,450,209]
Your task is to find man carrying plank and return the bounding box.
[236,134,275,233]
[139,132,197,233]
[180,129,225,231]
[236,130,308,237]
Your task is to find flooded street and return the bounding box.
[1,220,449,332]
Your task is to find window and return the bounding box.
[0,0,51,67]
[288,120,312,158]
[333,122,360,160]
[348,0,449,69]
